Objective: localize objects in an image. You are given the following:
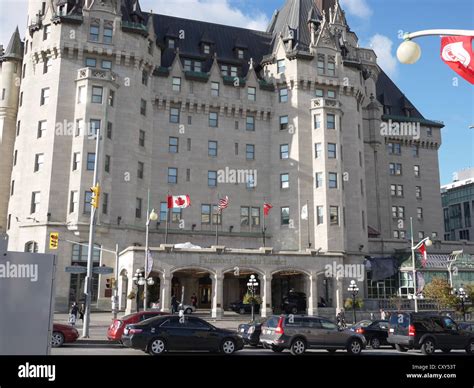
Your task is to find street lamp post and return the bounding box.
[347,280,359,324]
[454,287,467,322]
[247,274,259,322]
[144,192,158,312]
[397,29,474,64]
[132,269,146,313]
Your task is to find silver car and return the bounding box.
[260,315,367,355]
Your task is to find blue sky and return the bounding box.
[1,0,472,184]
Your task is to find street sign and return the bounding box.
[93,266,114,275]
[65,266,87,274]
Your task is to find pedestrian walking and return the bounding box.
[69,303,79,326]
[79,303,85,322]
[171,295,179,314]
[380,308,386,320]
[191,293,197,308]
[336,309,346,329]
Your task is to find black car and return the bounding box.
[122,315,244,355]
[458,322,474,332]
[351,320,390,349]
[388,312,474,354]
[238,317,267,346]
[229,301,260,314]
[281,292,307,314]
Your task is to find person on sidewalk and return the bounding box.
[191,293,197,308]
[79,303,85,323]
[171,295,179,314]
[69,303,79,326]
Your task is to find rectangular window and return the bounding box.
[314,114,321,130]
[142,70,149,86]
[103,26,113,44]
[37,120,47,138]
[186,168,191,182]
[104,155,110,173]
[315,88,324,97]
[240,207,249,226]
[317,59,325,75]
[31,191,40,214]
[279,88,288,103]
[317,206,324,225]
[159,202,167,221]
[235,121,239,130]
[168,39,175,49]
[43,24,51,41]
[327,61,335,76]
[209,112,218,127]
[172,77,181,92]
[389,163,402,175]
[77,86,86,103]
[169,137,178,153]
[92,86,103,103]
[72,152,80,171]
[85,57,97,67]
[280,144,289,159]
[412,145,419,157]
[43,57,51,74]
[188,116,192,125]
[69,191,78,213]
[14,150,17,166]
[327,89,336,99]
[330,206,339,225]
[388,142,402,155]
[171,208,182,223]
[235,143,238,155]
[170,107,180,123]
[327,114,335,129]
[328,143,337,159]
[101,60,112,70]
[280,173,289,189]
[108,90,115,106]
[203,44,210,54]
[208,141,217,157]
[247,87,256,101]
[87,153,95,171]
[136,198,142,218]
[211,82,219,97]
[393,230,399,239]
[90,119,101,136]
[418,231,425,240]
[212,205,222,225]
[89,25,99,42]
[168,167,177,184]
[137,162,144,179]
[246,173,256,189]
[230,66,238,77]
[316,172,323,188]
[246,116,255,131]
[102,192,109,214]
[277,59,285,73]
[464,202,471,227]
[414,165,420,177]
[416,186,422,199]
[237,49,244,59]
[417,207,423,220]
[34,153,44,172]
[280,115,288,130]
[315,143,322,158]
[208,171,217,187]
[427,127,433,137]
[187,138,191,151]
[201,204,211,224]
[281,207,290,225]
[329,172,338,189]
[140,99,147,116]
[40,88,50,105]
[246,144,255,160]
[360,179,364,196]
[10,180,14,196]
[251,207,260,227]
[19,91,23,106]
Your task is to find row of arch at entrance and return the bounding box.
[119,266,340,317]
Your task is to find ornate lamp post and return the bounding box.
[144,206,158,311]
[347,280,359,324]
[247,274,259,321]
[132,269,155,313]
[454,287,467,322]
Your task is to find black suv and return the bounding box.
[388,312,474,354]
[281,292,307,314]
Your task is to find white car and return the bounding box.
[178,303,196,314]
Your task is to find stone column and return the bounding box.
[307,272,318,316]
[211,271,223,319]
[335,275,344,314]
[125,272,135,314]
[261,273,273,317]
[160,271,171,313]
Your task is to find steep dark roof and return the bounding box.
[1,27,23,61]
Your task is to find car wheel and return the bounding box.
[290,338,306,355]
[421,338,436,355]
[51,332,64,348]
[221,339,236,355]
[395,344,408,353]
[271,346,284,353]
[370,338,381,349]
[441,348,451,353]
[347,338,363,355]
[239,308,246,314]
[465,339,474,354]
[185,308,192,314]
[148,338,166,356]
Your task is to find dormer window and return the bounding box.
[384,105,392,115]
[103,23,113,44]
[183,59,202,73]
[168,39,175,49]
[237,49,244,59]
[203,44,210,54]
[221,65,238,77]
[277,59,285,73]
[89,24,99,42]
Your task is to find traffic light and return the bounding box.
[49,232,59,250]
[90,183,101,209]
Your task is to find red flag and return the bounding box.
[263,202,273,216]
[167,195,191,209]
[441,36,474,84]
[418,243,428,268]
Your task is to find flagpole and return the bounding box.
[262,199,266,247]
[410,216,418,313]
[307,200,311,248]
[165,192,170,244]
[215,193,219,245]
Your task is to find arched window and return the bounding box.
[24,241,39,253]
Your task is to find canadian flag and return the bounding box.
[418,243,428,268]
[440,36,474,84]
[263,202,273,216]
[167,195,191,209]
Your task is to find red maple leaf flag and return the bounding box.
[440,36,474,84]
[263,202,273,216]
[418,243,428,268]
[167,195,191,209]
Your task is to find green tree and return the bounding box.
[465,284,474,301]
[423,277,457,311]
[243,292,262,305]
[344,297,364,309]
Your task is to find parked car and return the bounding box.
[107,311,168,341]
[281,292,307,314]
[51,323,79,347]
[388,312,474,354]
[260,315,366,355]
[351,320,390,349]
[178,303,196,314]
[230,301,260,314]
[458,322,474,332]
[238,317,267,346]
[122,315,244,355]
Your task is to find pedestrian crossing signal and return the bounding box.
[49,232,59,250]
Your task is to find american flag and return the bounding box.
[218,196,229,212]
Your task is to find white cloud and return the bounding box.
[369,34,398,78]
[139,0,268,30]
[340,0,373,19]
